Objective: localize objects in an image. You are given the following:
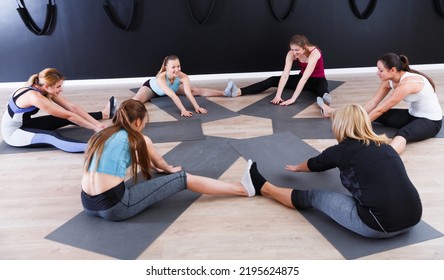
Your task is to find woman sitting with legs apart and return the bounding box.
[228,34,330,106]
[317,53,442,154]
[133,55,236,117]
[1,68,116,153]
[81,99,255,221]
[243,104,422,238]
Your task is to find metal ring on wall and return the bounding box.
[349,0,377,20]
[16,0,56,35]
[103,0,138,30]
[186,0,216,25]
[268,0,296,22]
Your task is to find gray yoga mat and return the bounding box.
[45,136,240,259]
[57,119,206,144]
[0,119,205,154]
[273,118,444,140]
[45,188,200,260]
[238,80,345,120]
[161,136,240,178]
[228,131,443,259]
[273,118,334,139]
[150,96,239,122]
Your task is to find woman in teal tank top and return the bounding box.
[81,99,256,221]
[133,55,236,117]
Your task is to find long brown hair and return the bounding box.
[378,53,436,91]
[289,34,317,57]
[84,99,151,182]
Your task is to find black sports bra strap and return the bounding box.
[12,86,40,100]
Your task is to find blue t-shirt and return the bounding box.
[88,130,131,178]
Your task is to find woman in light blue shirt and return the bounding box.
[133,55,235,117]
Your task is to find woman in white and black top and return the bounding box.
[317,53,442,154]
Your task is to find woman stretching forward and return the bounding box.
[133,55,235,117]
[1,68,115,153]
[81,99,255,221]
[243,104,422,238]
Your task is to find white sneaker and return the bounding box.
[241,159,255,197]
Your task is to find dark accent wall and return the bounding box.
[1,0,444,82]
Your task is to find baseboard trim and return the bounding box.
[2,64,444,89]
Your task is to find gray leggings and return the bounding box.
[292,189,413,238]
[84,171,187,221]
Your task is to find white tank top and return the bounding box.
[389,72,442,121]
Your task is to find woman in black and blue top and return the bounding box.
[1,68,115,152]
[242,104,422,238]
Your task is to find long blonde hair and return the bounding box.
[331,104,390,146]
[27,68,64,87]
[157,55,179,76]
[84,99,151,182]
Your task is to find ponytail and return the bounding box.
[84,99,151,182]
[27,68,65,87]
[379,53,436,91]
[26,74,39,86]
[157,55,179,76]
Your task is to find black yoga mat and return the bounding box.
[0,119,205,154]
[45,136,240,259]
[238,80,344,120]
[228,131,443,259]
[150,96,239,122]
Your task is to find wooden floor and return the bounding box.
[1,70,443,260]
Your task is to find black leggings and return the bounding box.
[375,109,442,142]
[22,112,102,130]
[240,74,328,97]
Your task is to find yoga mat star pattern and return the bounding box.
[228,132,443,259]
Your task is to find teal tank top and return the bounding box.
[88,130,131,178]
[149,73,181,96]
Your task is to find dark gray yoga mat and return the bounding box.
[228,131,443,259]
[45,188,199,260]
[273,118,334,139]
[273,118,444,140]
[161,136,240,178]
[45,136,240,259]
[238,80,345,120]
[150,96,239,122]
[144,119,205,143]
[0,119,205,154]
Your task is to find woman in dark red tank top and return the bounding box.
[226,34,329,106]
